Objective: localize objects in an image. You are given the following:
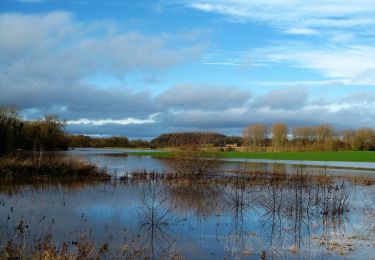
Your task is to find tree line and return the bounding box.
[0,107,68,154]
[243,123,375,151]
[68,135,149,149]
[0,107,149,155]
[1,106,374,154]
[150,132,243,148]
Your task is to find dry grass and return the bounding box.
[289,244,299,254]
[314,235,356,255]
[0,232,184,260]
[0,155,110,179]
[1,235,121,260]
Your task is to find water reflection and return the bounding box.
[65,148,375,177]
[0,179,111,195]
[138,182,175,259]
[255,172,349,256]
[364,187,375,240]
[167,181,227,218]
[1,166,374,258]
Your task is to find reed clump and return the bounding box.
[0,155,110,180]
[1,234,128,259]
[167,148,219,178]
[0,223,181,260]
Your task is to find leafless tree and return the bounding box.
[272,123,288,151]
[243,123,268,151]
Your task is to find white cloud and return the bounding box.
[67,114,158,126]
[201,44,375,85]
[263,45,375,83]
[0,11,206,76]
[187,0,375,31]
[0,11,206,119]
[284,28,319,35]
[1,8,374,137]
[247,80,348,87]
[186,1,375,85]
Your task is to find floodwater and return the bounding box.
[66,148,375,177]
[1,148,375,259]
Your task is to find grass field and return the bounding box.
[127,150,375,162]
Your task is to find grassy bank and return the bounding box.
[127,150,375,162]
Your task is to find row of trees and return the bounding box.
[0,107,68,154]
[243,123,375,151]
[2,106,374,153]
[0,107,150,155]
[150,132,243,148]
[68,135,150,148]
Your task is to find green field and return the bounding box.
[127,151,375,162]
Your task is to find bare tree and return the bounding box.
[272,123,288,151]
[243,123,268,151]
[352,128,375,151]
[314,124,336,144]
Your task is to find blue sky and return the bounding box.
[1,0,375,138]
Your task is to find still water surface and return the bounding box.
[1,148,375,259]
[67,148,375,177]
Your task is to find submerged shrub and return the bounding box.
[166,147,219,178]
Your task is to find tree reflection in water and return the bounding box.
[223,173,259,259]
[148,167,352,258]
[364,186,375,239]
[166,180,227,218]
[2,165,372,259]
[138,182,175,260]
[250,171,349,256]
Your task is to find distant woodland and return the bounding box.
[0,107,145,155]
[242,123,375,152]
[1,106,374,155]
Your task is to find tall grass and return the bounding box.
[0,155,110,179]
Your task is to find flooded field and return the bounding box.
[1,148,375,259]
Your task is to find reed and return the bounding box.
[0,155,110,179]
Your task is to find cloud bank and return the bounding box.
[1,11,374,138]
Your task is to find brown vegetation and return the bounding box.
[243,123,268,150]
[0,155,110,180]
[0,231,153,260]
[243,122,375,151]
[272,122,288,151]
[165,132,220,178]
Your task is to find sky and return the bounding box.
[1,0,375,139]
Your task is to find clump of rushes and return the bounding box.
[167,148,219,178]
[154,132,220,178]
[0,234,110,259]
[0,155,110,179]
